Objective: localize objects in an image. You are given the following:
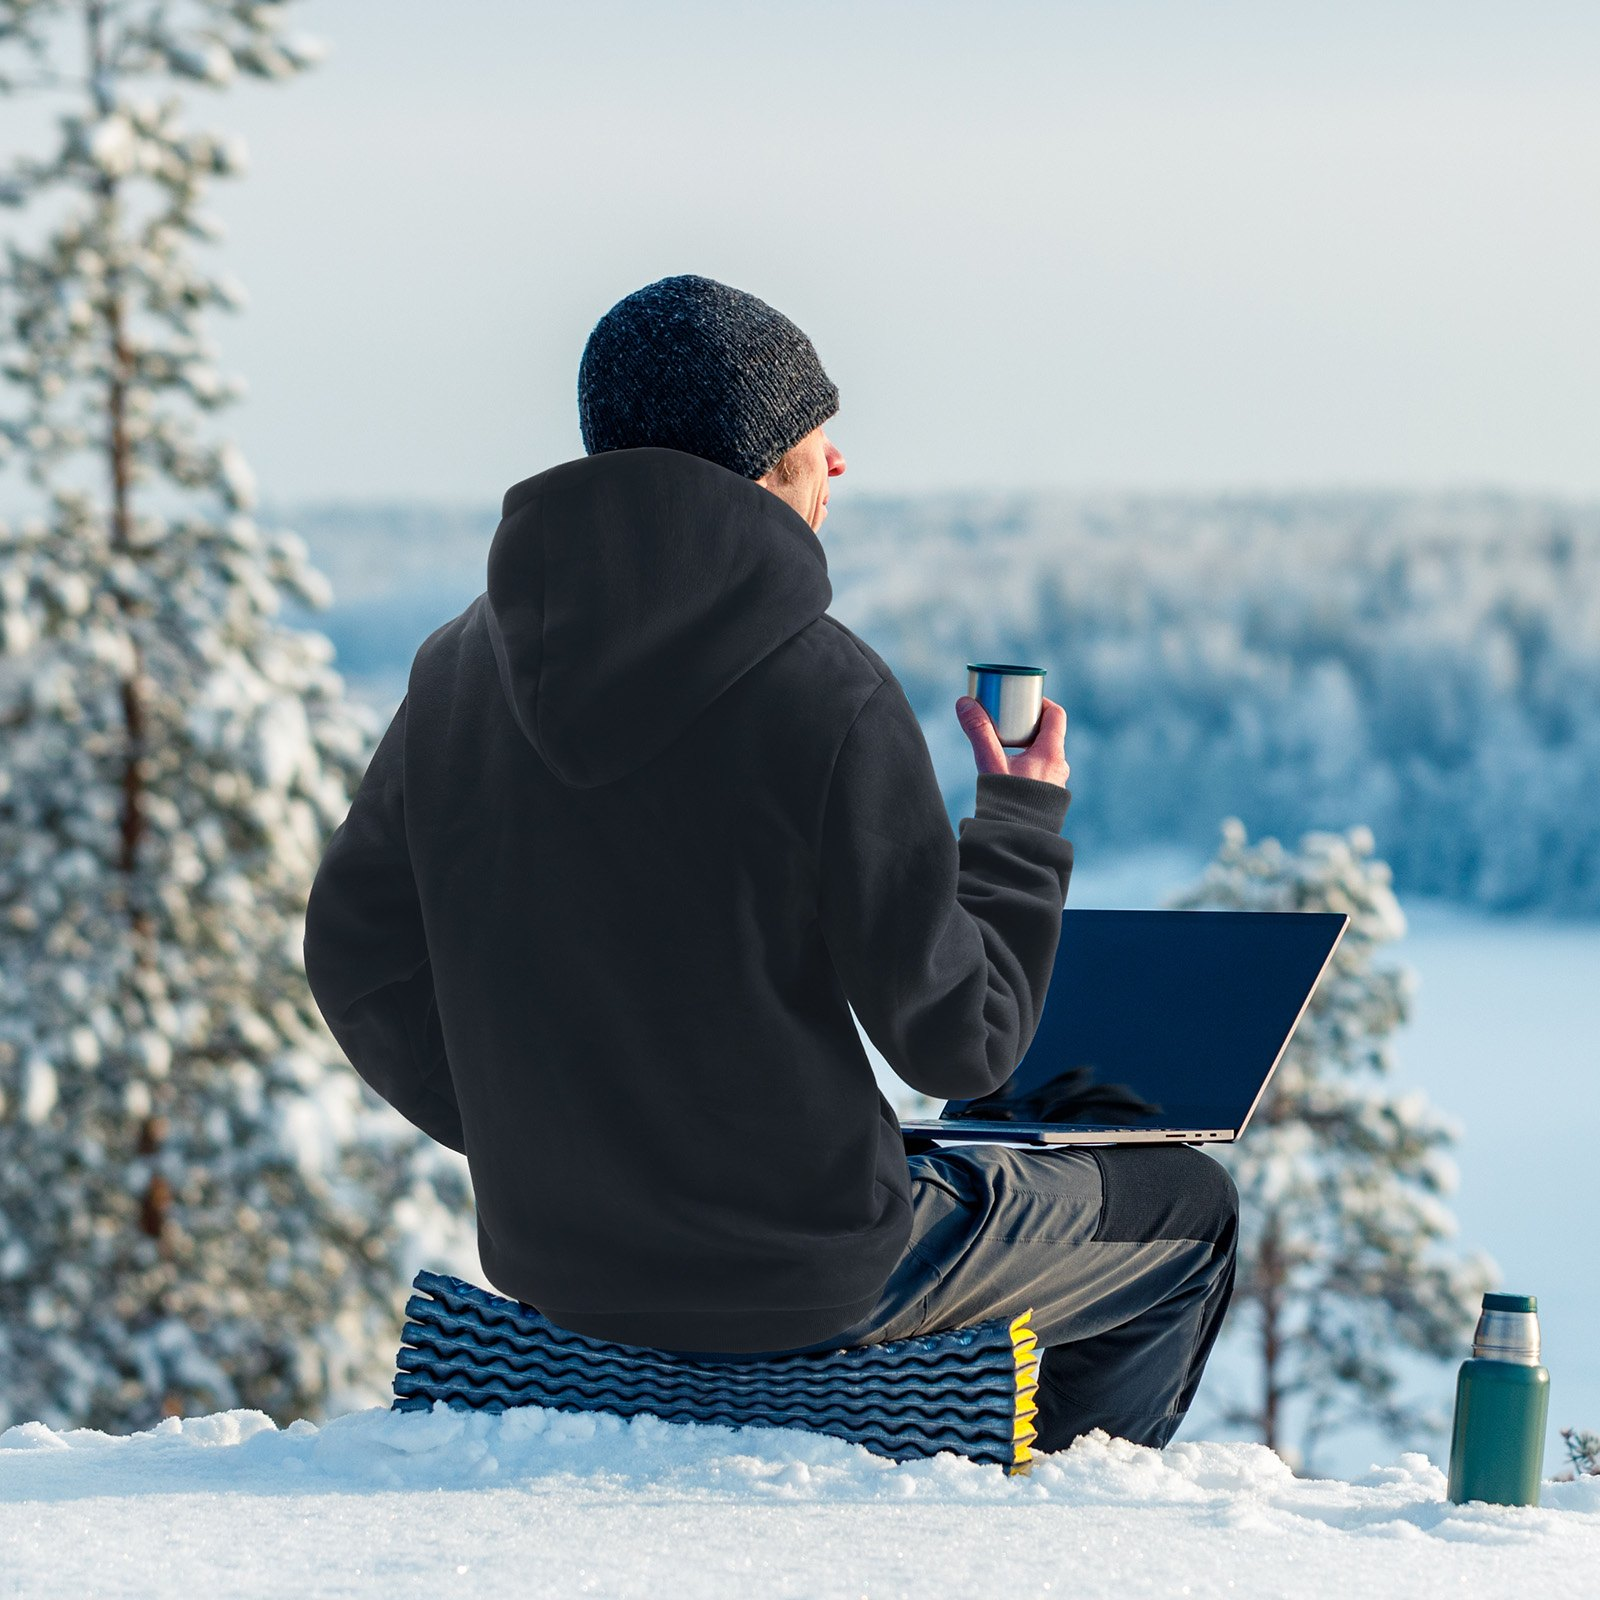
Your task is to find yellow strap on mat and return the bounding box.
[1009,1308,1039,1475]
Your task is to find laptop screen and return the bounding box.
[940,908,1348,1133]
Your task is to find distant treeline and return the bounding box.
[280,490,1600,915]
[822,491,1600,915]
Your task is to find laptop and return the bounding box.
[899,907,1349,1146]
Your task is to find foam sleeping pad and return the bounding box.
[392,1270,1040,1473]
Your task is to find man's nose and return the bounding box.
[827,445,847,477]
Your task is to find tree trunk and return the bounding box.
[88,0,168,1252]
[1260,1213,1284,1455]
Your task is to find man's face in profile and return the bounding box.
[758,426,847,534]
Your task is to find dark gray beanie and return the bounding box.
[577,274,839,480]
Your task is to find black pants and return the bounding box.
[816,1143,1239,1453]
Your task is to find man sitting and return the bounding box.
[303,273,1237,1453]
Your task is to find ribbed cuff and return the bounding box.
[973,773,1072,834]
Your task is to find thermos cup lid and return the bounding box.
[966,662,1046,675]
[1472,1292,1542,1365]
[1483,1292,1537,1313]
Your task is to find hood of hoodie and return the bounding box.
[484,446,834,789]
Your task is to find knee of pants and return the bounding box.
[1092,1144,1239,1249]
[1181,1147,1238,1249]
[1208,1158,1240,1260]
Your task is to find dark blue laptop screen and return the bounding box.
[940,908,1348,1133]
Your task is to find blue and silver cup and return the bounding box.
[966,662,1047,748]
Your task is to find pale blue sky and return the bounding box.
[46,1,1600,499]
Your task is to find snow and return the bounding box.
[0,1404,1595,1599]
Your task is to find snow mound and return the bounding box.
[2,1405,1596,1598]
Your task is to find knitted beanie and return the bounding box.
[577,274,839,480]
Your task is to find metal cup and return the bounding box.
[1472,1292,1542,1366]
[966,662,1046,748]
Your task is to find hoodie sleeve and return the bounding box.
[817,676,1074,1103]
[302,697,465,1153]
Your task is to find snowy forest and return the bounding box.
[280,488,1600,917]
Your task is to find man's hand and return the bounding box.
[955,695,1070,787]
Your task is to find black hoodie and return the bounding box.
[303,447,1074,1353]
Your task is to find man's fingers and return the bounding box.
[955,696,1010,775]
[1034,698,1067,746]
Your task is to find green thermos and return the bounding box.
[1446,1291,1550,1507]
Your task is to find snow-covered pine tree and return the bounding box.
[0,0,469,1431]
[1169,820,1495,1470]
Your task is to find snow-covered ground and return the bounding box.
[1,1403,1596,1600]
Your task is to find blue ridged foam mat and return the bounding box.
[392,1269,1041,1473]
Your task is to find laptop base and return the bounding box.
[898,1121,1236,1146]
